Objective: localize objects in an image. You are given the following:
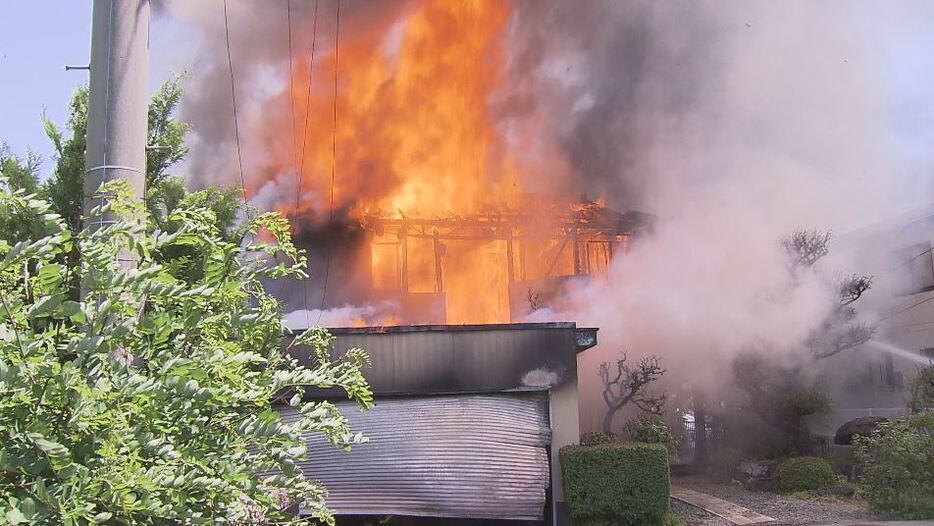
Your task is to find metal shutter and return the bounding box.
[278,393,551,520]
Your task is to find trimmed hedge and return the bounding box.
[775,456,836,492]
[561,442,670,526]
[580,431,613,446]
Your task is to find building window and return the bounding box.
[893,242,934,294]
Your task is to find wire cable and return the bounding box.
[222,0,247,198]
[879,293,934,323]
[888,245,934,275]
[315,0,340,327]
[270,0,300,304]
[294,0,320,328]
[297,0,320,209]
[287,0,297,177]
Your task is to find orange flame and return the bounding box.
[276,0,519,220]
[262,0,623,324]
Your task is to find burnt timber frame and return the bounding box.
[363,207,644,293]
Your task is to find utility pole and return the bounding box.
[84,0,149,238]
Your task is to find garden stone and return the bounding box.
[737,460,772,479]
[834,416,888,445]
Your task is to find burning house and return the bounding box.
[337,202,651,325]
[225,0,654,329]
[186,0,650,522]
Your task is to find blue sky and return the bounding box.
[0,1,197,178]
[0,2,92,171]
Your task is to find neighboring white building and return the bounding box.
[813,205,934,434]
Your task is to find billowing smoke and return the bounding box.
[499,0,934,430]
[283,301,401,331]
[153,1,934,431]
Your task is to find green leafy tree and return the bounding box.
[732,230,872,455]
[0,146,41,194]
[39,76,238,238]
[783,230,875,358]
[13,77,242,296]
[145,77,190,191]
[41,88,89,234]
[0,179,371,524]
[732,353,832,455]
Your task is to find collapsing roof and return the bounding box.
[361,202,653,324]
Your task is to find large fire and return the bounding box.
[257,0,642,325]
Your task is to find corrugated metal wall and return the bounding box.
[279,393,551,520]
[288,325,578,396]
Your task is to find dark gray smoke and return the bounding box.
[499,0,722,211]
[152,0,409,190]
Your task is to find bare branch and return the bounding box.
[839,274,873,306]
[811,323,875,359]
[782,229,831,269]
[599,353,666,434]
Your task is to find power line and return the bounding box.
[295,0,320,329]
[888,245,934,274]
[271,0,300,304]
[287,0,297,176]
[315,0,340,327]
[297,0,320,209]
[222,0,247,197]
[879,293,934,323]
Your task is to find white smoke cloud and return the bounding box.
[283,301,401,331]
[505,0,934,431]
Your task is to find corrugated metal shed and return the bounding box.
[287,323,585,396]
[280,393,551,520]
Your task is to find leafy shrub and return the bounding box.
[0,181,371,524]
[775,457,837,492]
[909,365,934,413]
[824,447,858,480]
[707,447,746,480]
[580,431,613,446]
[561,442,670,526]
[625,414,680,460]
[855,411,934,519]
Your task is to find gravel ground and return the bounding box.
[670,498,731,526]
[671,475,879,526]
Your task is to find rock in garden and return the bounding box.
[834,416,888,445]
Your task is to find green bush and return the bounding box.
[0,181,372,524]
[580,431,613,446]
[625,414,681,460]
[824,447,858,479]
[855,412,934,519]
[775,456,837,492]
[561,442,670,526]
[909,365,934,413]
